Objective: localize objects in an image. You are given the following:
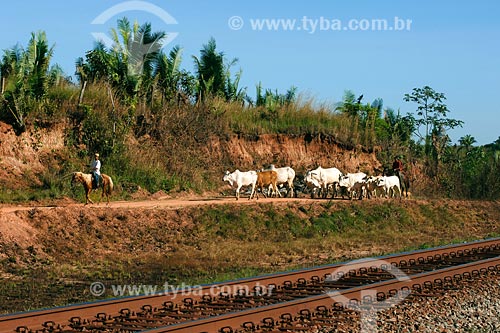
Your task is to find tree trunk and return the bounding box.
[78,81,87,104]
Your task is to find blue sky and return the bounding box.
[1,0,499,145]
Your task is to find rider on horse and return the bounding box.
[392,155,404,188]
[91,153,101,189]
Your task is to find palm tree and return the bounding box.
[458,134,477,159]
[0,47,23,94]
[75,18,167,106]
[193,38,226,102]
[458,134,476,150]
[0,31,55,132]
[224,68,247,103]
[153,45,183,103]
[75,42,110,84]
[25,31,54,99]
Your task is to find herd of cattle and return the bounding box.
[222,165,409,201]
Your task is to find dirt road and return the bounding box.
[0,195,323,213]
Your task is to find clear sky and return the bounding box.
[1,0,499,145]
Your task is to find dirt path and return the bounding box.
[0,196,326,213]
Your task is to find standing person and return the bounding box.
[91,153,101,189]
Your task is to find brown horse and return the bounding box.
[71,172,114,205]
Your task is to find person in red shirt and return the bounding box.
[392,156,403,173]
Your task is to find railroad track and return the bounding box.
[2,238,500,332]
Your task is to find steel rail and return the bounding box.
[1,237,499,332]
[145,256,500,333]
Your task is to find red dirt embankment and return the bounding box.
[0,121,383,190]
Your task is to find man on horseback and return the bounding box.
[91,153,101,190]
[392,155,404,190]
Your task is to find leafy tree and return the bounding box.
[404,86,463,177]
[153,46,184,103]
[193,37,246,104]
[224,68,247,103]
[193,38,226,102]
[0,31,55,133]
[384,108,415,143]
[334,90,364,144]
[75,42,111,85]
[403,86,463,149]
[335,90,362,117]
[109,18,166,103]
[458,134,476,152]
[75,18,167,105]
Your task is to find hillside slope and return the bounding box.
[0,121,384,192]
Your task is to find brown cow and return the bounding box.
[250,170,279,199]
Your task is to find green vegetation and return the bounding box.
[1,19,499,200]
[1,199,499,313]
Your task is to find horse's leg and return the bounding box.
[86,187,94,204]
[99,185,104,205]
[85,187,89,205]
[101,181,110,205]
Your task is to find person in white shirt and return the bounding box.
[91,153,101,189]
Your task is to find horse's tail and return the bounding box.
[102,174,113,195]
[107,176,114,195]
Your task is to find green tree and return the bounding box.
[224,68,247,103]
[109,18,166,103]
[404,86,463,177]
[335,91,364,145]
[193,38,225,102]
[0,31,55,133]
[458,134,476,152]
[75,18,167,105]
[193,37,247,104]
[403,86,463,150]
[153,45,184,103]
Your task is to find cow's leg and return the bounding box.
[236,186,241,200]
[266,184,273,198]
[259,185,264,199]
[248,184,255,200]
[287,181,294,198]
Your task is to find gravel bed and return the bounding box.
[313,272,500,333]
[378,273,500,332]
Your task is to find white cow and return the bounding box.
[266,164,296,197]
[304,166,343,198]
[338,172,367,199]
[222,170,258,200]
[376,175,402,199]
[304,172,322,198]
